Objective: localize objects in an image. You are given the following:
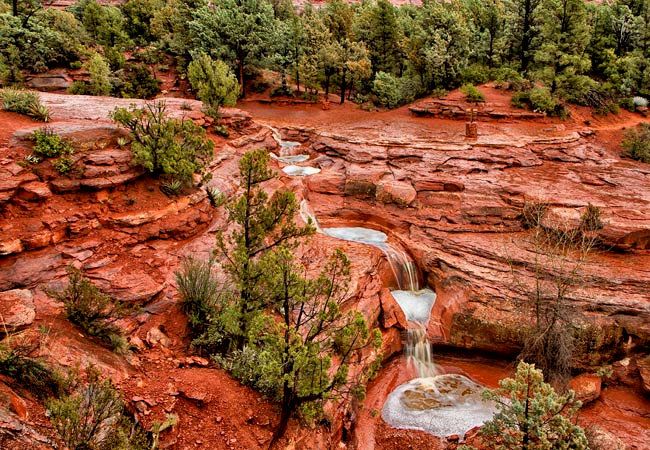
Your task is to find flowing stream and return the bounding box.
[300,201,496,438]
[267,126,321,175]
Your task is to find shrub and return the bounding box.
[512,87,566,117]
[111,101,214,183]
[493,67,528,90]
[31,127,74,158]
[116,62,161,99]
[69,53,112,96]
[633,96,648,108]
[478,362,588,449]
[54,156,75,174]
[176,257,221,338]
[619,97,635,112]
[207,187,226,207]
[48,267,127,353]
[520,200,548,229]
[461,64,491,85]
[621,123,650,163]
[187,53,239,118]
[580,203,604,231]
[0,346,66,399]
[47,366,150,450]
[372,72,403,108]
[461,83,485,102]
[0,89,50,121]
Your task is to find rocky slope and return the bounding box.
[0,90,649,449]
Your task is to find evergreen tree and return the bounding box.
[534,0,593,101]
[355,0,403,75]
[466,0,507,68]
[214,149,314,348]
[187,52,239,117]
[505,0,543,73]
[189,0,275,96]
[261,247,382,445]
[478,362,588,450]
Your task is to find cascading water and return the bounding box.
[267,126,321,176]
[298,201,497,438]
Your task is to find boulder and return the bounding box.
[379,288,408,330]
[568,373,601,404]
[0,290,35,332]
[636,354,650,394]
[146,326,171,348]
[26,74,71,92]
[376,180,417,207]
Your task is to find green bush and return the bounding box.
[512,87,566,117]
[493,67,527,90]
[0,347,66,399]
[31,127,74,158]
[111,101,213,183]
[54,156,75,174]
[371,72,403,108]
[49,267,127,353]
[461,64,491,85]
[461,83,485,102]
[47,366,150,450]
[477,362,588,449]
[0,89,50,121]
[116,62,161,99]
[188,53,239,118]
[68,53,112,96]
[621,123,650,163]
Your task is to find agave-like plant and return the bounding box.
[160,178,183,196]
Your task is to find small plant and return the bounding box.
[596,365,613,379]
[176,257,221,339]
[621,123,650,163]
[207,187,226,207]
[160,178,183,196]
[48,267,128,354]
[24,154,42,164]
[151,414,178,449]
[214,124,229,137]
[31,127,74,158]
[47,366,150,450]
[520,200,548,229]
[580,203,604,231]
[633,96,648,108]
[180,101,193,111]
[54,155,75,174]
[116,137,129,148]
[0,88,50,122]
[0,345,66,399]
[461,83,485,102]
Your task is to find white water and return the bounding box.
[381,374,498,437]
[267,126,320,176]
[299,206,496,439]
[282,165,321,176]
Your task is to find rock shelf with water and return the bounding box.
[282,165,321,176]
[382,374,498,438]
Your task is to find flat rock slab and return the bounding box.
[0,289,36,332]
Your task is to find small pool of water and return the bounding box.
[282,165,321,176]
[391,289,436,324]
[322,226,388,245]
[271,153,310,164]
[382,374,497,438]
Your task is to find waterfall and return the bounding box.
[405,326,439,379]
[299,200,440,378]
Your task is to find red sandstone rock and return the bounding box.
[636,355,650,394]
[379,288,408,330]
[569,373,602,404]
[0,289,35,332]
[376,179,417,207]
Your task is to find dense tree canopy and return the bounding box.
[0,0,649,109]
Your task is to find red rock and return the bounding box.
[146,326,171,348]
[379,288,408,330]
[17,182,52,201]
[376,180,417,207]
[569,373,601,404]
[636,355,650,394]
[0,289,35,331]
[0,239,23,256]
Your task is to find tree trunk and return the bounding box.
[239,61,246,98]
[270,396,293,448]
[339,69,346,105]
[325,72,330,98]
[12,0,18,16]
